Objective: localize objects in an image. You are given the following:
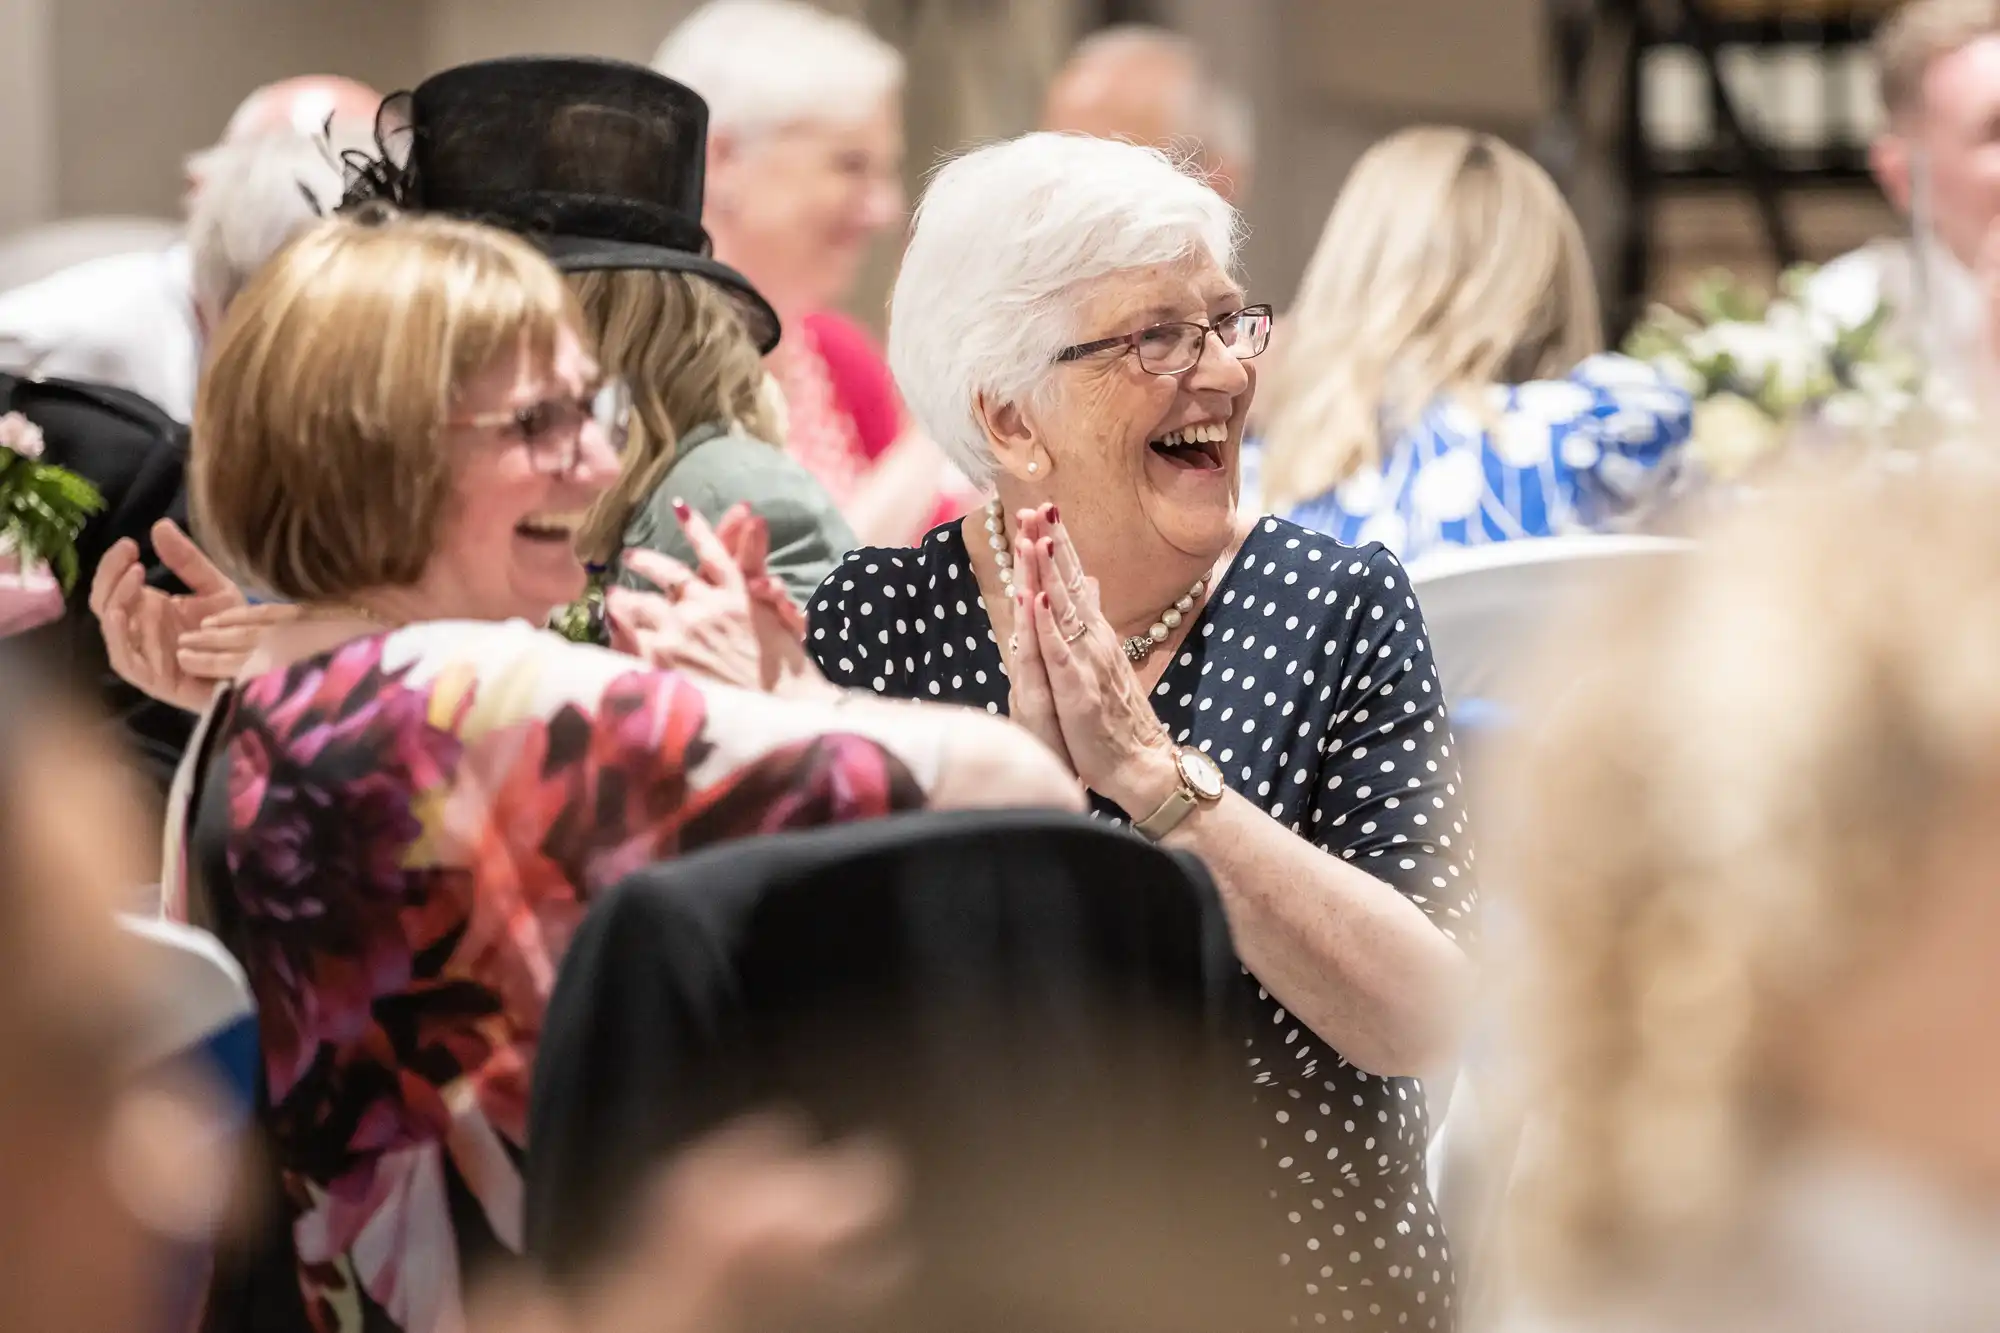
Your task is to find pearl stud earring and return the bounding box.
[1028,460,1039,474]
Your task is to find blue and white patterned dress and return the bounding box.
[1280,355,1692,563]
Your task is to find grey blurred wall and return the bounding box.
[8,0,1555,320]
[51,0,424,215]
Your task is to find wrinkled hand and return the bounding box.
[1020,510,1177,811]
[1003,505,1075,772]
[470,1112,908,1333]
[89,519,295,712]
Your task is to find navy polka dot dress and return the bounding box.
[808,516,1478,1331]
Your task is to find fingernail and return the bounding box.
[1045,503,1059,524]
[672,498,692,523]
[1041,538,1054,558]
[1038,592,1050,609]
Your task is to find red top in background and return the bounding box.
[781,310,971,541]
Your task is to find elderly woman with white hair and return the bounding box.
[806,132,1477,1331]
[654,0,973,546]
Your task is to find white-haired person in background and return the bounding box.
[1257,128,1692,561]
[0,76,380,422]
[1041,24,1257,207]
[805,130,1477,1332]
[654,0,974,548]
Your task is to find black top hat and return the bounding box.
[343,56,780,353]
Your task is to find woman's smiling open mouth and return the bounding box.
[1149,420,1228,471]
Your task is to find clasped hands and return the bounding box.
[1002,505,1179,815]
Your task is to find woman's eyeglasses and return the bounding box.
[1055,305,1275,377]
[450,377,633,475]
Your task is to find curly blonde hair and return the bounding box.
[568,268,782,564]
[1258,127,1600,512]
[1491,455,2000,1308]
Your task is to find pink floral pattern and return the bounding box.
[195,623,923,1333]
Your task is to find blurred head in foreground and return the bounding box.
[0,652,227,1333]
[1493,459,2000,1330]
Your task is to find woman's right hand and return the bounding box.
[89,519,294,711]
[1003,506,1075,772]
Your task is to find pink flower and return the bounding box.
[0,412,44,461]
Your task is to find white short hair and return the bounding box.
[889,133,1240,488]
[186,127,367,319]
[1068,25,1258,170]
[651,0,904,136]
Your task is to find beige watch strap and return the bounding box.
[1133,784,1198,842]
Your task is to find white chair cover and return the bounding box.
[1407,534,1695,708]
[116,914,253,1079]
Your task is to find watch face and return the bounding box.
[1178,748,1226,801]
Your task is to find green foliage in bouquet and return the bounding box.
[550,569,608,645]
[0,413,103,591]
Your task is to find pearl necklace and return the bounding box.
[984,498,1206,663]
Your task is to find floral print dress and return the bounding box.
[179,620,927,1333]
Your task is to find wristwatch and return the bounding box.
[1132,745,1226,842]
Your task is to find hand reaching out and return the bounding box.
[89,519,296,711]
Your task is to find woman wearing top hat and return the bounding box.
[100,56,859,695]
[342,54,858,613]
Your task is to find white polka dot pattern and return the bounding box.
[807,518,1477,1331]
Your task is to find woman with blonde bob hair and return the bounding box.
[1259,127,1692,561]
[171,208,1074,1333]
[1488,461,2000,1332]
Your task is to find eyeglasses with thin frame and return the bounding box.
[448,376,633,475]
[1054,304,1275,376]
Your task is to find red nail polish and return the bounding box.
[1045,503,1059,524]
[1038,591,1050,609]
[672,498,692,522]
[1041,538,1054,558]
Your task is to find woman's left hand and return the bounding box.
[611,504,765,691]
[1019,510,1179,813]
[612,502,833,701]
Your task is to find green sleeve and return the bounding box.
[616,430,856,606]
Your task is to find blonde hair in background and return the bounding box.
[1491,456,2000,1309]
[193,212,580,601]
[1257,128,1600,512]
[568,268,781,564]
[1874,0,2000,120]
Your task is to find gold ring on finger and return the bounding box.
[1061,620,1089,645]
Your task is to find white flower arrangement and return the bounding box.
[1623,265,1941,484]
